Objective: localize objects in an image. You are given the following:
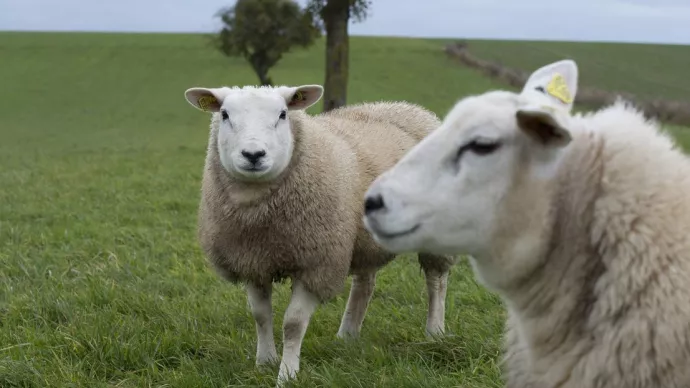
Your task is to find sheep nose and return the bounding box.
[364,194,385,214]
[241,149,266,164]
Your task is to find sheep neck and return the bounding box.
[496,130,606,364]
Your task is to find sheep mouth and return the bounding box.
[374,224,421,240]
[239,165,269,173]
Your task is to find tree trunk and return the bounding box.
[322,0,350,112]
[258,73,273,86]
[249,53,274,86]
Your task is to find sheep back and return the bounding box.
[313,101,444,271]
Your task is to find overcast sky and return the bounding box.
[2,0,690,44]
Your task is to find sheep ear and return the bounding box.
[516,105,572,148]
[521,60,578,111]
[184,87,227,112]
[279,85,324,110]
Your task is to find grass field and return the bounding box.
[1,31,689,387]
[466,39,690,102]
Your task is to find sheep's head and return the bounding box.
[363,60,579,285]
[184,84,323,182]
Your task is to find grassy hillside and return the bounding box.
[0,32,507,388]
[1,31,690,388]
[466,39,690,102]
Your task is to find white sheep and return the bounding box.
[362,59,690,387]
[183,84,457,385]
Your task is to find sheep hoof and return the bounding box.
[256,354,279,367]
[276,364,297,388]
[336,329,360,340]
[424,327,446,340]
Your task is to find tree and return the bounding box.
[307,0,371,111]
[213,0,320,86]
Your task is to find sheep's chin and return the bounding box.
[229,162,291,183]
[363,216,424,253]
[229,167,271,182]
[370,231,424,254]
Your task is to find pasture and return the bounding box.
[1,31,688,387]
[467,39,690,102]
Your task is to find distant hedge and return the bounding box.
[445,41,690,127]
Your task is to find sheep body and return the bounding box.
[185,85,455,385]
[199,102,452,300]
[362,60,690,388]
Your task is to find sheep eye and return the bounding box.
[221,110,229,121]
[467,140,501,156]
[455,138,501,164]
[279,110,287,120]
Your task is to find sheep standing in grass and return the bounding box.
[362,59,690,387]
[183,84,456,385]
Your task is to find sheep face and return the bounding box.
[184,84,323,182]
[363,60,579,281]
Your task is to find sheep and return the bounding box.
[182,84,457,385]
[361,59,690,388]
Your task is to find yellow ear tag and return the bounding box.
[546,73,573,104]
[293,91,305,102]
[198,95,217,111]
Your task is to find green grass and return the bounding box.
[465,39,690,101]
[1,31,690,387]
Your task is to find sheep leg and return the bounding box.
[336,271,377,339]
[424,268,449,336]
[419,253,455,337]
[246,282,278,365]
[276,279,320,385]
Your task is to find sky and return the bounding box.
[2,0,690,44]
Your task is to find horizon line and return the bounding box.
[1,29,689,46]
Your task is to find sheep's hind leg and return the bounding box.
[276,279,320,386]
[246,282,278,365]
[336,270,377,339]
[418,253,456,337]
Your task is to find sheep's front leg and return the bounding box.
[336,271,377,339]
[276,280,320,385]
[246,282,278,365]
[419,253,455,337]
[424,268,449,336]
